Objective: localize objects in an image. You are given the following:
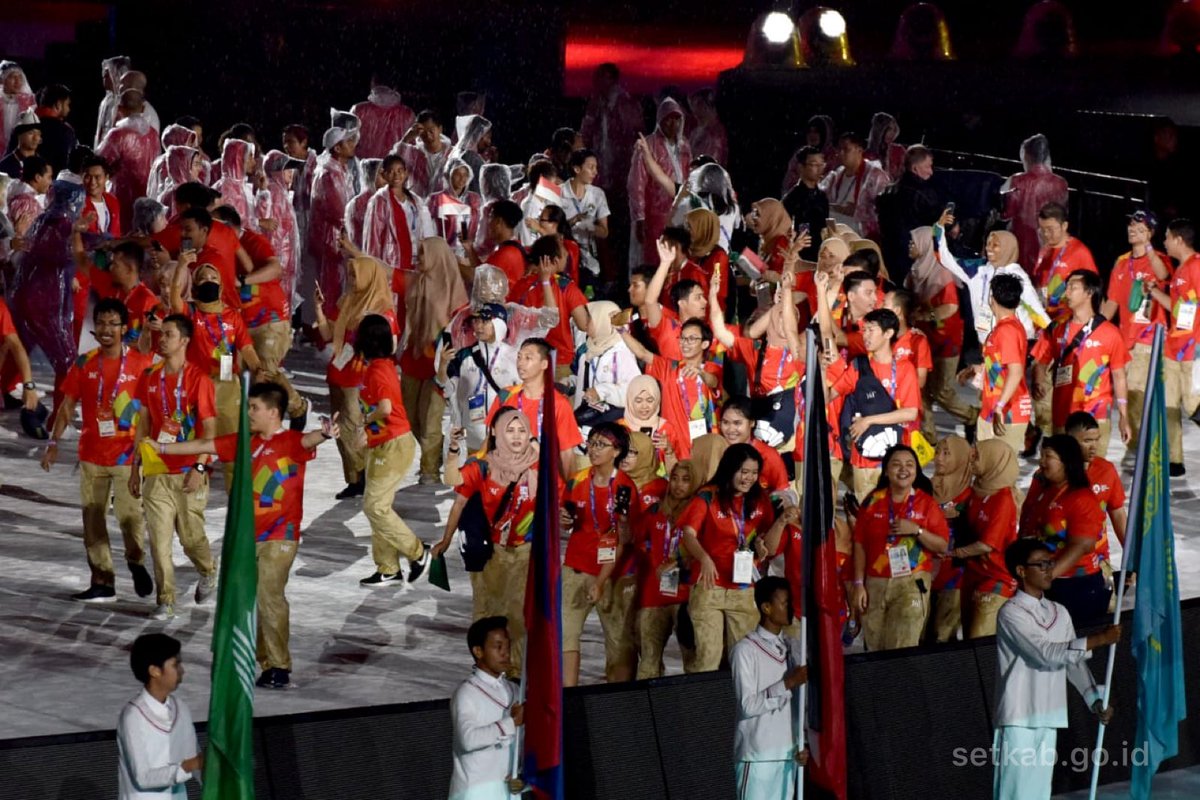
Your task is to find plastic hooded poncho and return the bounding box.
[669,162,741,252]
[0,61,36,150]
[473,163,514,256]
[260,150,302,308]
[214,138,257,225]
[362,181,434,272]
[450,114,492,195]
[344,157,383,249]
[579,80,642,195]
[329,108,363,197]
[131,196,166,236]
[147,123,198,200]
[430,157,482,257]
[350,86,415,160]
[627,97,692,264]
[1002,133,1068,273]
[96,112,159,233]
[307,128,357,317]
[155,145,201,217]
[444,264,558,351]
[6,179,46,237]
[93,56,131,149]
[8,180,85,377]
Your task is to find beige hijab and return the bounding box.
[585,300,622,361]
[486,408,540,496]
[988,230,1020,267]
[623,431,660,488]
[405,237,468,356]
[973,438,1022,503]
[688,433,729,486]
[687,207,720,259]
[623,375,664,432]
[333,256,393,353]
[905,226,953,302]
[754,198,792,254]
[932,435,972,505]
[660,459,699,520]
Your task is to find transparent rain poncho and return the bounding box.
[1,60,36,149]
[261,149,302,305]
[444,263,558,349]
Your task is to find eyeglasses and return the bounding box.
[587,439,614,451]
[679,336,705,344]
[1023,561,1055,571]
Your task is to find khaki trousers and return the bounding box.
[561,568,638,681]
[1125,343,1153,449]
[469,544,531,678]
[1032,366,1053,436]
[401,374,446,479]
[921,356,979,442]
[257,539,297,671]
[637,603,696,679]
[851,466,882,503]
[249,321,304,418]
[79,462,145,587]
[975,418,1027,457]
[1163,357,1200,465]
[967,590,1009,639]
[364,433,422,574]
[862,574,930,651]
[328,383,365,483]
[687,583,758,673]
[930,587,961,643]
[215,379,242,485]
[142,473,216,605]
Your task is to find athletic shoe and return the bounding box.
[336,477,365,500]
[408,545,431,583]
[129,563,154,598]
[151,603,175,620]
[255,668,291,689]
[1170,462,1186,478]
[72,585,116,603]
[195,572,218,604]
[360,571,401,586]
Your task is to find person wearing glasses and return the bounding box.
[992,537,1118,800]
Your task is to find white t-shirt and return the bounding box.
[563,182,610,264]
[92,198,112,234]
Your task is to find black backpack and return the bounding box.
[456,460,520,572]
[839,356,905,461]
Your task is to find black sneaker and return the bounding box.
[360,571,401,586]
[408,545,431,583]
[1170,462,1186,478]
[72,585,116,603]
[336,476,365,500]
[129,563,153,598]
[255,668,291,689]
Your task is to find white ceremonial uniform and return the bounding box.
[449,667,518,800]
[731,625,797,800]
[993,590,1103,800]
[116,690,200,799]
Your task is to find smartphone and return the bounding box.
[826,217,838,231]
[614,485,632,517]
[945,202,956,215]
[823,337,836,355]
[639,426,654,435]
[459,219,469,239]
[180,237,193,252]
[797,222,810,237]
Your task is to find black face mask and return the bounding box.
[194,281,220,304]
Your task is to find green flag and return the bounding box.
[203,375,257,800]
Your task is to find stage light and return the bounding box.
[890,3,955,61]
[818,10,847,39]
[762,11,796,44]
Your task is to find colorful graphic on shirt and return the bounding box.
[253,457,300,540]
[239,283,285,327]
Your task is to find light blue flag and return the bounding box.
[1127,333,1187,800]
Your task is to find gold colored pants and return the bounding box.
[637,603,696,679]
[469,544,531,677]
[921,356,979,442]
[862,574,930,651]
[401,374,447,480]
[562,568,638,681]
[328,383,364,483]
[967,590,1009,639]
[79,462,145,587]
[687,583,758,673]
[249,321,304,417]
[975,419,1027,457]
[364,433,422,574]
[142,473,216,605]
[257,539,298,671]
[1163,357,1200,465]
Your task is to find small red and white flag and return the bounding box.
[436,193,472,220]
[534,176,563,205]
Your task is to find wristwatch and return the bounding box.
[193,462,209,474]
[23,381,36,390]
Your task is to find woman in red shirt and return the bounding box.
[1018,434,1109,627]
[928,435,973,642]
[679,443,797,672]
[950,439,1020,637]
[356,314,429,587]
[431,408,540,677]
[314,254,396,499]
[851,445,950,651]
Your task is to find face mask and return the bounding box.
[194,281,220,303]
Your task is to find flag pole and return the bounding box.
[509,640,529,793]
[794,615,808,800]
[1086,324,1162,800]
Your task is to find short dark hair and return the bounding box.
[179,207,213,230]
[843,270,876,295]
[1041,434,1090,490]
[282,123,308,142]
[721,395,756,423]
[94,297,130,326]
[754,575,790,615]
[630,265,657,284]
[661,225,692,253]
[904,144,932,171]
[551,127,577,152]
[80,154,110,174]
[590,421,631,462]
[876,445,935,495]
[162,313,193,339]
[567,148,597,172]
[1005,538,1053,580]
[528,234,562,265]
[249,381,288,417]
[990,274,1022,309]
[843,253,872,273]
[838,131,867,150]
[680,318,713,345]
[416,109,441,127]
[526,159,558,187]
[20,155,51,183]
[538,205,576,242]
[490,199,523,230]
[176,115,202,130]
[1064,411,1099,434]
[130,633,181,684]
[381,153,406,173]
[595,62,620,82]
[175,182,217,210]
[38,83,71,107]
[795,145,824,165]
[356,313,396,359]
[111,240,145,266]
[1038,202,1068,224]
[1168,218,1196,249]
[1067,269,1102,313]
[226,122,256,142]
[863,308,900,342]
[670,279,702,308]
[467,616,509,655]
[886,287,916,322]
[519,337,552,362]
[211,205,242,228]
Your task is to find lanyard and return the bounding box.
[159,366,184,421]
[662,520,678,561]
[472,344,500,398]
[732,496,749,548]
[520,389,544,438]
[677,368,707,419]
[589,474,615,533]
[834,162,867,206]
[887,491,916,541]
[96,347,128,410]
[200,311,230,354]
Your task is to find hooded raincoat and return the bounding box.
[307,144,356,318]
[156,145,201,218]
[350,86,415,159]
[96,113,159,232]
[344,157,383,249]
[92,56,131,150]
[0,62,36,151]
[147,123,198,200]
[430,157,482,258]
[627,98,692,264]
[213,138,257,226]
[260,150,302,308]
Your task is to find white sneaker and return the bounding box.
[195,572,218,604]
[151,603,175,620]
